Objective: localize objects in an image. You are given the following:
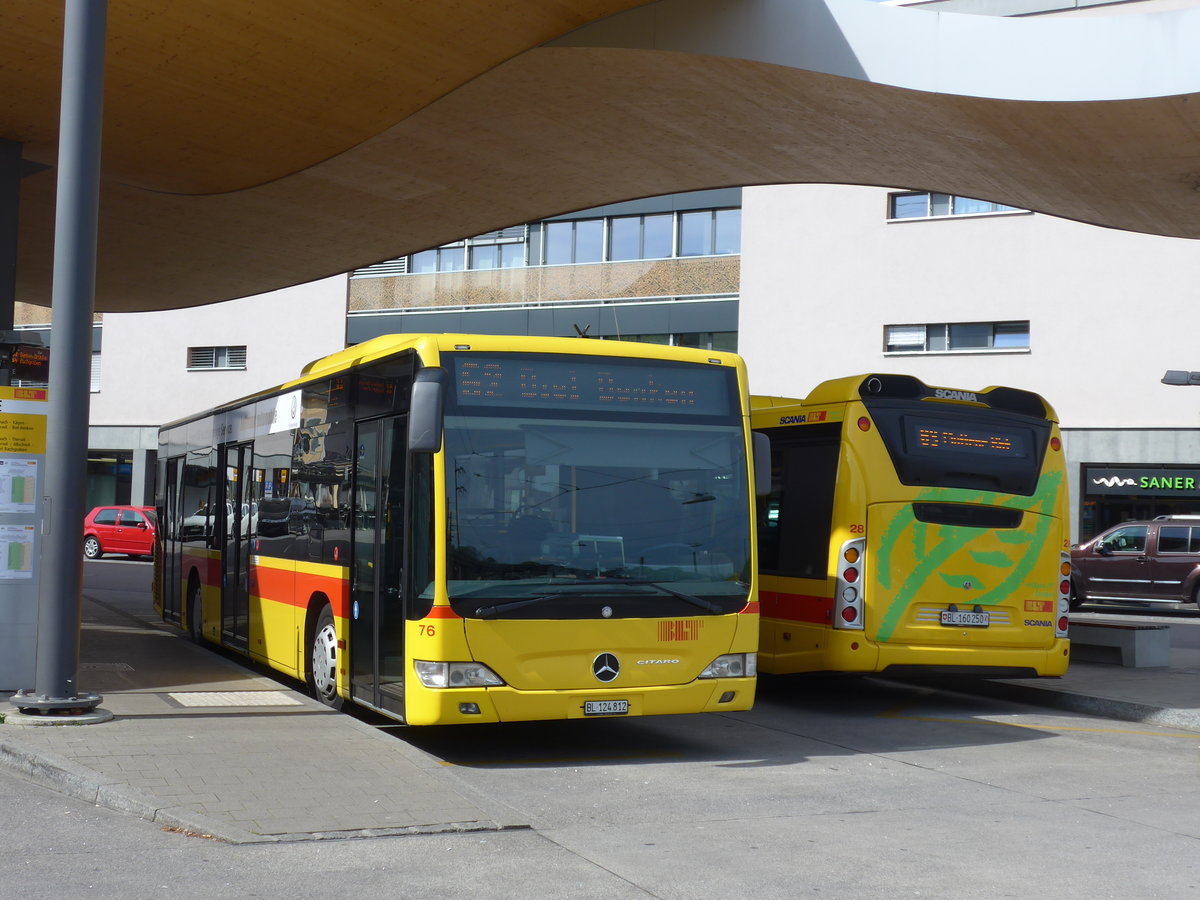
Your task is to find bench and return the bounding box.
[1070,622,1171,668]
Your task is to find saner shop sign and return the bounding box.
[1085,466,1200,496]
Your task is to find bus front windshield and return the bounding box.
[443,413,752,619]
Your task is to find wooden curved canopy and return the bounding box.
[5,0,1200,312]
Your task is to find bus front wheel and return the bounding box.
[308,603,343,710]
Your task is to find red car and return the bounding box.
[83,505,157,559]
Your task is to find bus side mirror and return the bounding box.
[409,367,446,453]
[752,431,772,497]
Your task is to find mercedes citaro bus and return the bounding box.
[156,334,767,725]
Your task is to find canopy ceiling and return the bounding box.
[5,0,1200,312]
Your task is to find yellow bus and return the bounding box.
[752,373,1070,678]
[155,334,762,725]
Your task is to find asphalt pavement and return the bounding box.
[0,574,1196,844]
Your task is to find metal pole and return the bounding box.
[0,139,19,387]
[0,139,18,335]
[16,0,108,713]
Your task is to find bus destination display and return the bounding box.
[907,418,1027,458]
[452,355,733,416]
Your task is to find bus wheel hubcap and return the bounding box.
[313,625,337,697]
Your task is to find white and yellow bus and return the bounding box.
[752,374,1070,678]
[156,334,762,725]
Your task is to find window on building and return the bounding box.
[884,321,1030,353]
[544,219,605,265]
[411,244,465,273]
[603,331,737,351]
[609,213,676,261]
[410,249,437,274]
[888,191,1023,220]
[574,219,604,264]
[497,243,525,268]
[364,206,742,276]
[679,209,742,256]
[188,346,247,371]
[438,245,465,272]
[469,244,497,270]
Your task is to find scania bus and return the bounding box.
[155,334,763,725]
[751,373,1070,678]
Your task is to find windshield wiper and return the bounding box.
[473,581,727,618]
[612,580,724,613]
[474,586,627,619]
[472,592,580,619]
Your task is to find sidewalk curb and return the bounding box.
[0,737,257,842]
[891,676,1200,733]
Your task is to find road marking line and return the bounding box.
[881,712,1197,738]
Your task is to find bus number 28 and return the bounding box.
[849,524,865,535]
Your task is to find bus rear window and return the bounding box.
[867,403,1049,496]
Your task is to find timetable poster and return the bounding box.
[0,524,34,579]
[0,458,38,514]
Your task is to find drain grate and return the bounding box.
[167,691,304,708]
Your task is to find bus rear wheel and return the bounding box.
[308,603,343,710]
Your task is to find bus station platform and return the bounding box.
[0,587,518,844]
[0,591,1197,844]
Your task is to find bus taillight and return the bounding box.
[1056,551,1071,638]
[834,538,866,631]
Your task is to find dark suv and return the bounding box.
[1070,516,1200,612]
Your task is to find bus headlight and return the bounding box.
[414,660,504,688]
[698,653,757,679]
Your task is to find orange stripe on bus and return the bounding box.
[760,590,832,625]
[426,606,461,619]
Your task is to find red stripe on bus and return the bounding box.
[760,590,832,625]
[740,600,760,614]
[426,606,461,619]
[243,559,350,619]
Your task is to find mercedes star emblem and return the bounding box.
[592,653,620,682]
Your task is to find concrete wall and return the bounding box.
[90,275,348,428]
[737,183,1200,431]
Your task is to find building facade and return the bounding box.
[15,276,348,509]
[737,182,1200,541]
[46,177,1200,542]
[39,0,1200,539]
[346,188,742,351]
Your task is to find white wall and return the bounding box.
[738,183,1200,431]
[90,275,348,428]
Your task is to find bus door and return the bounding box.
[219,441,253,649]
[350,414,408,719]
[161,456,183,624]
